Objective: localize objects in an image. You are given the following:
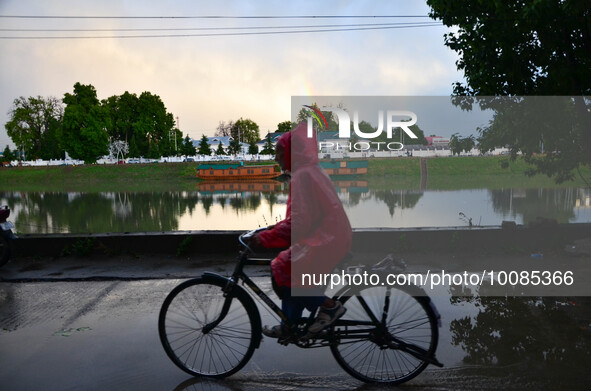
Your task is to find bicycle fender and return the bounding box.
[201,272,263,349]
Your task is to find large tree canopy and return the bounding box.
[62,82,110,163]
[5,96,63,160]
[5,83,185,161]
[232,118,260,145]
[428,0,591,182]
[428,0,591,96]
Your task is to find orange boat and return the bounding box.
[196,162,281,180]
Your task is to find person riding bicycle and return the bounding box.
[250,121,353,338]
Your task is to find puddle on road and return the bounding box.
[1,278,590,389]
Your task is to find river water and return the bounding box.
[1,181,589,234]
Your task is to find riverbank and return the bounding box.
[0,156,589,191]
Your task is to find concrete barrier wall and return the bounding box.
[11,223,591,258]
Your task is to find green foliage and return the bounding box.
[2,145,17,162]
[5,96,63,160]
[62,83,110,164]
[232,118,260,144]
[180,135,196,156]
[227,138,241,155]
[296,103,339,132]
[450,133,476,156]
[428,0,591,96]
[134,91,176,157]
[215,143,226,155]
[260,132,275,155]
[102,91,138,143]
[427,0,591,182]
[62,237,95,257]
[276,121,293,133]
[197,135,212,156]
[5,84,186,163]
[476,97,587,183]
[248,140,259,155]
[176,236,193,256]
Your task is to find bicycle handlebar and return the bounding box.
[238,227,269,250]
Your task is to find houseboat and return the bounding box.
[196,162,281,180]
[319,160,368,176]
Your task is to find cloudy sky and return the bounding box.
[0,0,466,149]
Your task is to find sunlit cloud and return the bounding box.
[0,1,463,148]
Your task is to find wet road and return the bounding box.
[1,259,590,390]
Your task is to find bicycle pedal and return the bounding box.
[300,329,328,341]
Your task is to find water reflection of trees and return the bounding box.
[0,189,290,234]
[450,293,591,386]
[371,190,423,217]
[1,191,201,234]
[490,188,581,224]
[0,185,424,233]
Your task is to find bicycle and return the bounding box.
[158,228,443,384]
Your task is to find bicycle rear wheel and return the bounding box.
[159,277,260,378]
[330,285,438,384]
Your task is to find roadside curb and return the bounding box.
[10,223,591,258]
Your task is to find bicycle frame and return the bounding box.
[230,249,290,324]
[202,231,443,366]
[160,229,444,384]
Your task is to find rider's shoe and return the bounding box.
[307,301,346,334]
[262,324,290,338]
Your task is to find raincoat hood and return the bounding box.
[278,121,318,172]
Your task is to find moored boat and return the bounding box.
[196,162,281,180]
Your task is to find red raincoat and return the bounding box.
[258,122,352,288]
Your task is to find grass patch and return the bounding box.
[368,158,421,176]
[0,156,588,192]
[0,162,203,192]
[368,156,590,189]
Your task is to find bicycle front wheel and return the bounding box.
[159,277,260,378]
[330,285,439,384]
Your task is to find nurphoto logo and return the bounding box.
[303,105,419,151]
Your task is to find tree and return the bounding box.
[5,96,63,160]
[102,90,179,158]
[2,145,16,162]
[215,143,226,156]
[232,118,260,145]
[276,121,293,133]
[296,103,339,132]
[181,136,196,156]
[102,91,138,143]
[427,0,591,182]
[134,92,176,158]
[62,83,110,163]
[215,120,234,137]
[450,133,476,156]
[260,132,275,155]
[227,138,241,155]
[248,140,259,155]
[197,135,212,155]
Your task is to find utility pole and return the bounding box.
[169,116,179,154]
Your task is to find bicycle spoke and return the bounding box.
[330,285,438,384]
[159,278,259,378]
